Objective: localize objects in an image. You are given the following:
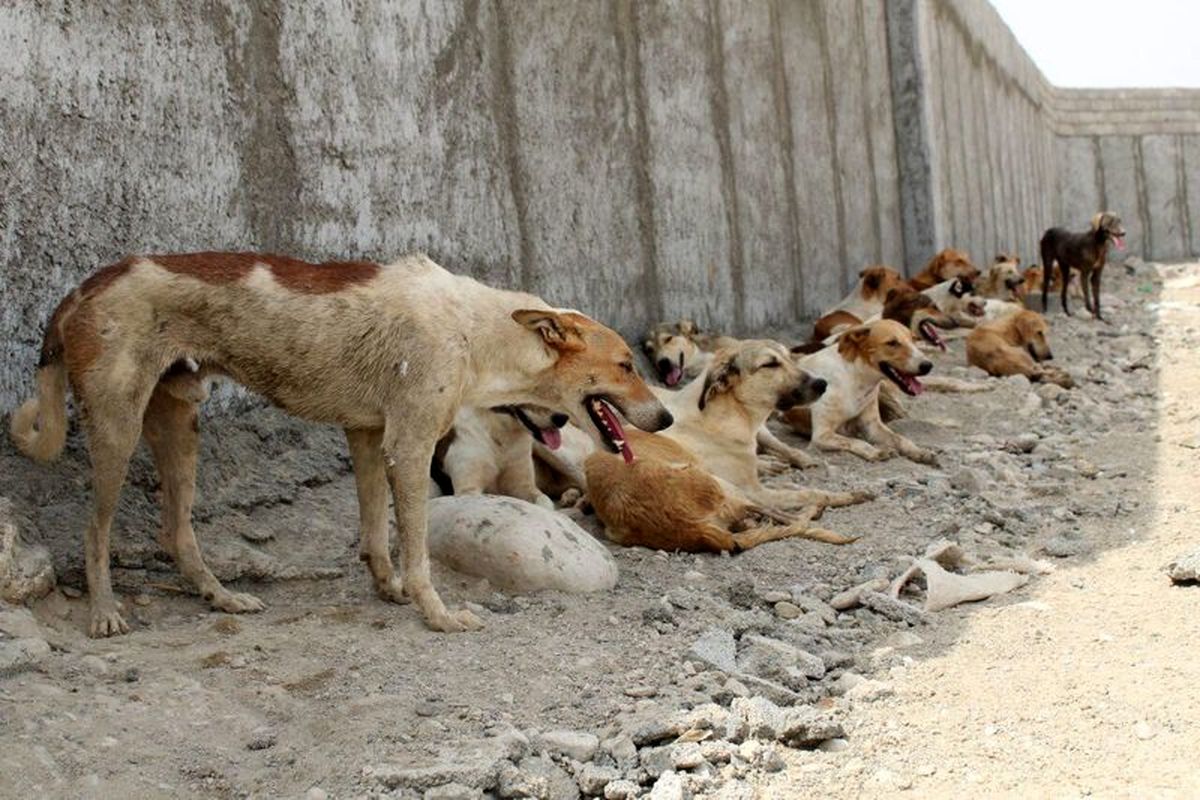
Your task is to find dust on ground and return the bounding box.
[0,263,1191,799]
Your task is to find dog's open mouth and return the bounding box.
[586,395,635,463]
[1112,233,1126,250]
[917,319,948,351]
[658,354,684,387]
[500,406,565,450]
[881,362,925,396]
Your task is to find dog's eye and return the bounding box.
[761,359,781,369]
[619,361,634,374]
[664,335,674,342]
[887,339,900,347]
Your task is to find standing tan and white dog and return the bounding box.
[10,251,671,637]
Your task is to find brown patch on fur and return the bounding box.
[153,252,380,294]
[858,266,906,302]
[909,248,979,291]
[883,286,950,329]
[812,310,862,342]
[40,259,134,368]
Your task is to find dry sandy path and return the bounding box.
[762,266,1200,798]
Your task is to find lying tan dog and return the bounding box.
[436,405,568,509]
[10,252,671,637]
[966,309,1074,388]
[644,321,815,470]
[651,340,869,509]
[978,254,1024,301]
[587,341,868,553]
[812,266,906,341]
[642,319,735,387]
[908,248,979,292]
[784,320,938,464]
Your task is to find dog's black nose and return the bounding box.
[654,408,674,431]
[1044,351,1053,361]
[809,378,827,396]
[918,361,933,375]
[550,413,569,428]
[656,358,672,373]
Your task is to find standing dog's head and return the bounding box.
[642,320,702,387]
[514,309,672,463]
[1005,310,1054,362]
[699,340,826,415]
[838,320,933,396]
[857,266,906,303]
[1091,212,1126,251]
[925,248,979,286]
[883,286,954,351]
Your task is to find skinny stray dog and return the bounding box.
[1040,212,1125,320]
[966,309,1074,388]
[586,342,868,553]
[10,252,671,637]
[908,248,979,292]
[436,405,568,509]
[784,320,938,464]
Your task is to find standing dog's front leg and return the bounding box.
[756,426,819,469]
[346,427,408,605]
[383,427,482,633]
[857,402,937,465]
[1090,269,1104,322]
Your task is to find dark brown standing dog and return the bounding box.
[1040,212,1125,320]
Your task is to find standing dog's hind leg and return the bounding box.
[143,387,264,614]
[346,427,408,604]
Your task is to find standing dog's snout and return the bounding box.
[917,361,933,375]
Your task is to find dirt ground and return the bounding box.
[0,262,1194,799]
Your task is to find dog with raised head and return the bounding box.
[10,251,671,637]
[586,340,869,553]
[812,266,906,341]
[908,248,979,292]
[642,319,736,388]
[979,254,1024,301]
[1040,212,1126,320]
[783,320,938,464]
[435,405,568,509]
[966,309,1074,388]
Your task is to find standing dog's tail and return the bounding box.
[10,322,69,463]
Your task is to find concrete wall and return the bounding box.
[0,0,906,410]
[1,0,1198,412]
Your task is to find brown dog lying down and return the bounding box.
[908,248,980,291]
[586,342,868,552]
[801,284,958,353]
[966,309,1074,388]
[586,430,855,552]
[1040,211,1126,320]
[812,266,907,341]
[784,320,938,464]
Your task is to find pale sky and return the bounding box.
[989,0,1200,88]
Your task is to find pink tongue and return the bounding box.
[598,401,635,464]
[922,322,947,352]
[665,365,683,386]
[1114,235,1126,251]
[540,427,562,450]
[906,375,925,396]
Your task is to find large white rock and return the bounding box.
[427,496,617,594]
[0,497,55,604]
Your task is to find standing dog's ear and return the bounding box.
[698,357,740,410]
[513,309,585,351]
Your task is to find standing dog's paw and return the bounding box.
[428,606,484,633]
[89,606,130,638]
[210,589,265,614]
[376,576,410,605]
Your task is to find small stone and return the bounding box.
[624,684,658,699]
[670,742,706,770]
[1042,535,1091,558]
[425,782,481,800]
[818,738,849,753]
[638,745,674,779]
[79,655,109,677]
[649,770,689,800]
[845,679,893,702]
[604,779,640,800]
[246,729,276,750]
[305,789,328,800]
[61,585,83,599]
[760,590,790,604]
[1166,548,1200,584]
[915,765,937,777]
[829,579,889,611]
[132,594,152,607]
[773,601,801,619]
[577,763,621,796]
[540,729,599,763]
[688,627,737,673]
[829,671,866,697]
[699,740,736,764]
[1134,722,1156,740]
[859,592,927,625]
